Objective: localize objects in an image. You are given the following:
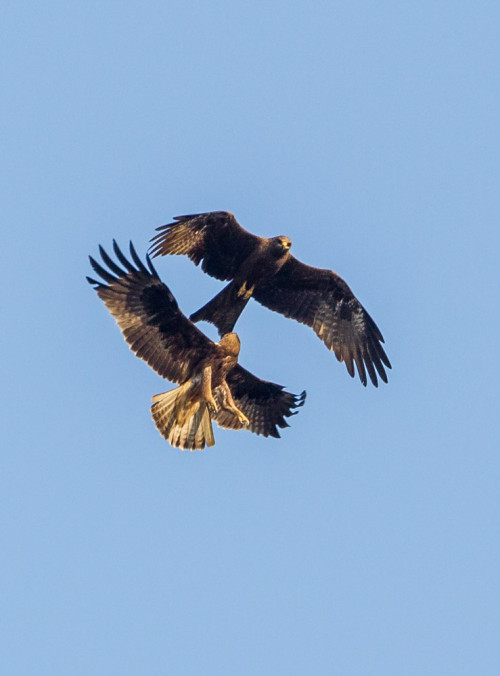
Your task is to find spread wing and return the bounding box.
[253,256,391,387]
[149,211,262,281]
[213,365,306,438]
[87,241,217,384]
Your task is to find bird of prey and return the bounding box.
[149,211,391,387]
[87,241,305,450]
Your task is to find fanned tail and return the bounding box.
[151,383,215,451]
[189,281,251,336]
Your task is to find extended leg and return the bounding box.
[236,281,256,300]
[201,365,218,414]
[220,382,249,426]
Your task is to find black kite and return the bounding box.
[87,241,305,450]
[149,211,391,387]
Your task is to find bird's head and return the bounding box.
[271,236,292,257]
[218,332,241,357]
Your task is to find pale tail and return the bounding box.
[151,384,215,451]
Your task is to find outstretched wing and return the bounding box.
[87,241,217,384]
[149,211,262,281]
[253,256,391,387]
[213,365,306,438]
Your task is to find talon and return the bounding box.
[236,282,255,300]
[207,397,218,414]
[238,413,249,426]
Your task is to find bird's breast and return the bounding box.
[236,251,287,287]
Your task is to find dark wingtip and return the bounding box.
[148,238,163,258]
[154,222,170,231]
[293,390,307,408]
[285,390,306,418]
[112,239,123,257]
[146,252,160,278]
[86,275,100,287]
[149,222,174,256]
[88,253,117,284]
[128,241,149,274]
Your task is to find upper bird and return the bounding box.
[149,211,391,387]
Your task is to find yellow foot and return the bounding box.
[237,282,255,300]
[237,412,250,426]
[206,396,218,415]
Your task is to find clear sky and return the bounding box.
[2,1,499,674]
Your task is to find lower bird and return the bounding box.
[87,241,305,450]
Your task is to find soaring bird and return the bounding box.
[149,211,391,387]
[87,241,305,450]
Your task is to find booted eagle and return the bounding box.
[150,211,391,387]
[87,241,305,451]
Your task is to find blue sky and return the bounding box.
[2,1,499,674]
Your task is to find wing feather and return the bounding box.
[149,211,262,281]
[213,365,306,438]
[88,242,218,384]
[253,256,391,386]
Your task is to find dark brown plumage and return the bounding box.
[87,241,305,450]
[149,211,391,387]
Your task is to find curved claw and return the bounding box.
[206,396,218,415]
[238,412,250,427]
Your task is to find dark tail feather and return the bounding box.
[190,281,250,336]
